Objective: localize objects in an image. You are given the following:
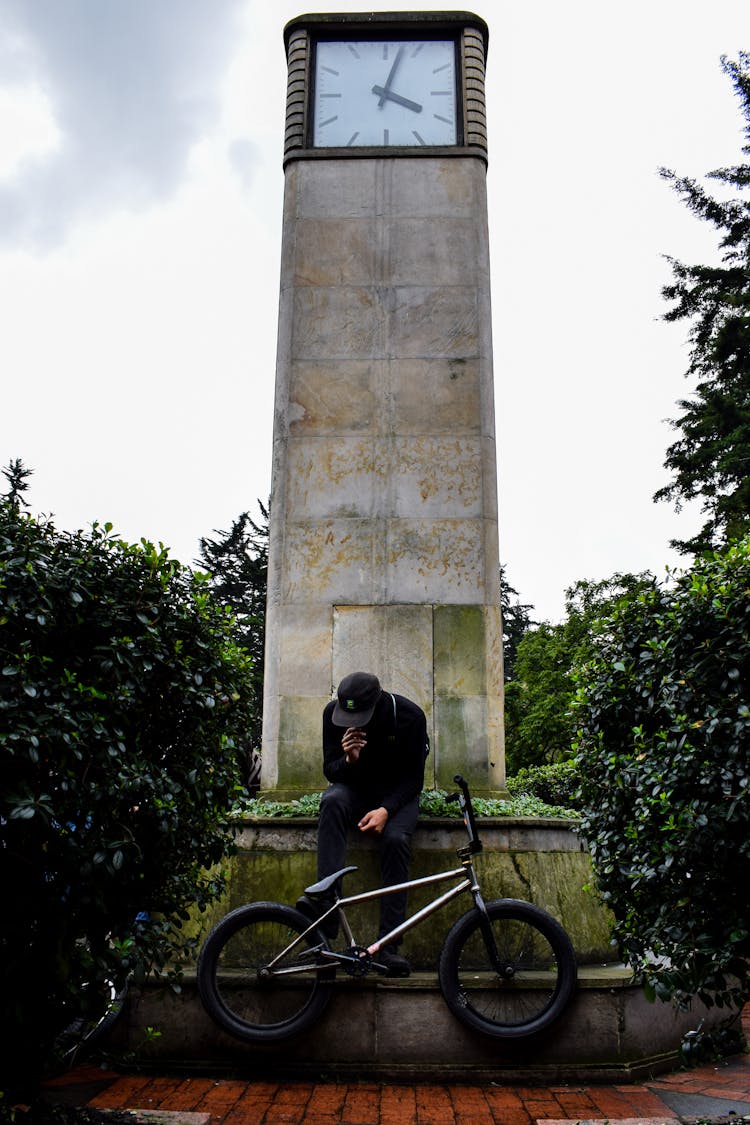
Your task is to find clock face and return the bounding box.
[312,38,458,148]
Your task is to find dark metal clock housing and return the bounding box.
[283,11,489,165]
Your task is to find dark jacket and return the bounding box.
[322,692,428,817]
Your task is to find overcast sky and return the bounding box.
[1,1,748,621]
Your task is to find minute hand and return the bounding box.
[371,85,423,113]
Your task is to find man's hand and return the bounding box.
[358,807,389,835]
[342,726,366,764]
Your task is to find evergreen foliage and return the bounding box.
[499,564,536,682]
[575,539,750,1010]
[504,574,651,773]
[197,504,268,782]
[0,467,254,1095]
[505,760,582,810]
[655,53,750,554]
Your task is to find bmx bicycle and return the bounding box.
[197,774,577,1044]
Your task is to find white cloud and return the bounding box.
[0,82,61,179]
[0,0,246,247]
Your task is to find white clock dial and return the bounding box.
[313,39,457,148]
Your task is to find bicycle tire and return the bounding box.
[56,977,128,1065]
[438,898,576,1039]
[197,902,334,1044]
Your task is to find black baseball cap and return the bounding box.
[332,672,382,727]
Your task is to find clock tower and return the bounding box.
[261,11,504,796]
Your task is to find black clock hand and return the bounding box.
[377,45,404,108]
[371,85,423,113]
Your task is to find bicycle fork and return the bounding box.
[465,862,516,981]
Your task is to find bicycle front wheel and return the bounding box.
[439,899,576,1039]
[197,902,333,1044]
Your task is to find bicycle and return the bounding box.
[55,974,129,1066]
[197,774,577,1044]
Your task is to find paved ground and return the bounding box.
[45,1009,750,1125]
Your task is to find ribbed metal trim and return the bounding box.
[283,27,309,161]
[461,26,487,154]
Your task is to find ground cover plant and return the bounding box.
[238,783,580,821]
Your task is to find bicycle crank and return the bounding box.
[338,946,372,977]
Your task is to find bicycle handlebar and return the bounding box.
[449,773,482,855]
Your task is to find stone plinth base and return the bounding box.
[107,820,724,1081]
[110,966,723,1083]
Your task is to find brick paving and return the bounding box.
[44,1007,750,1125]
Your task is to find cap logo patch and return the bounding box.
[346,699,356,710]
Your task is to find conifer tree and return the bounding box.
[655,53,750,554]
[197,503,268,780]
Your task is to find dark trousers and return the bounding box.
[317,784,420,942]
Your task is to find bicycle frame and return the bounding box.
[263,773,507,978]
[265,860,481,978]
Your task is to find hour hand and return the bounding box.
[371,85,423,113]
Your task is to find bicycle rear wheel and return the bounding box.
[197,902,333,1043]
[56,976,128,1065]
[439,899,576,1039]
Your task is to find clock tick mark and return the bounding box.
[433,114,452,124]
[346,132,360,146]
[319,116,338,128]
[412,130,426,145]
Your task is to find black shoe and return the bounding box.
[376,948,411,978]
[295,893,339,940]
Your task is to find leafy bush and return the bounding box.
[504,574,653,773]
[506,761,582,809]
[0,497,254,1095]
[575,539,750,1011]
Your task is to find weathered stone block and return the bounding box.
[286,436,383,518]
[386,218,479,286]
[292,218,378,287]
[433,694,489,788]
[276,696,332,790]
[386,285,479,359]
[281,519,377,603]
[295,159,378,218]
[387,157,484,218]
[291,286,383,360]
[331,604,434,717]
[434,604,486,694]
[275,604,332,696]
[288,359,380,433]
[391,437,483,517]
[385,519,483,602]
[390,357,482,434]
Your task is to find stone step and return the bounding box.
[109,964,724,1084]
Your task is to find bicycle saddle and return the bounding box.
[303,866,358,897]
